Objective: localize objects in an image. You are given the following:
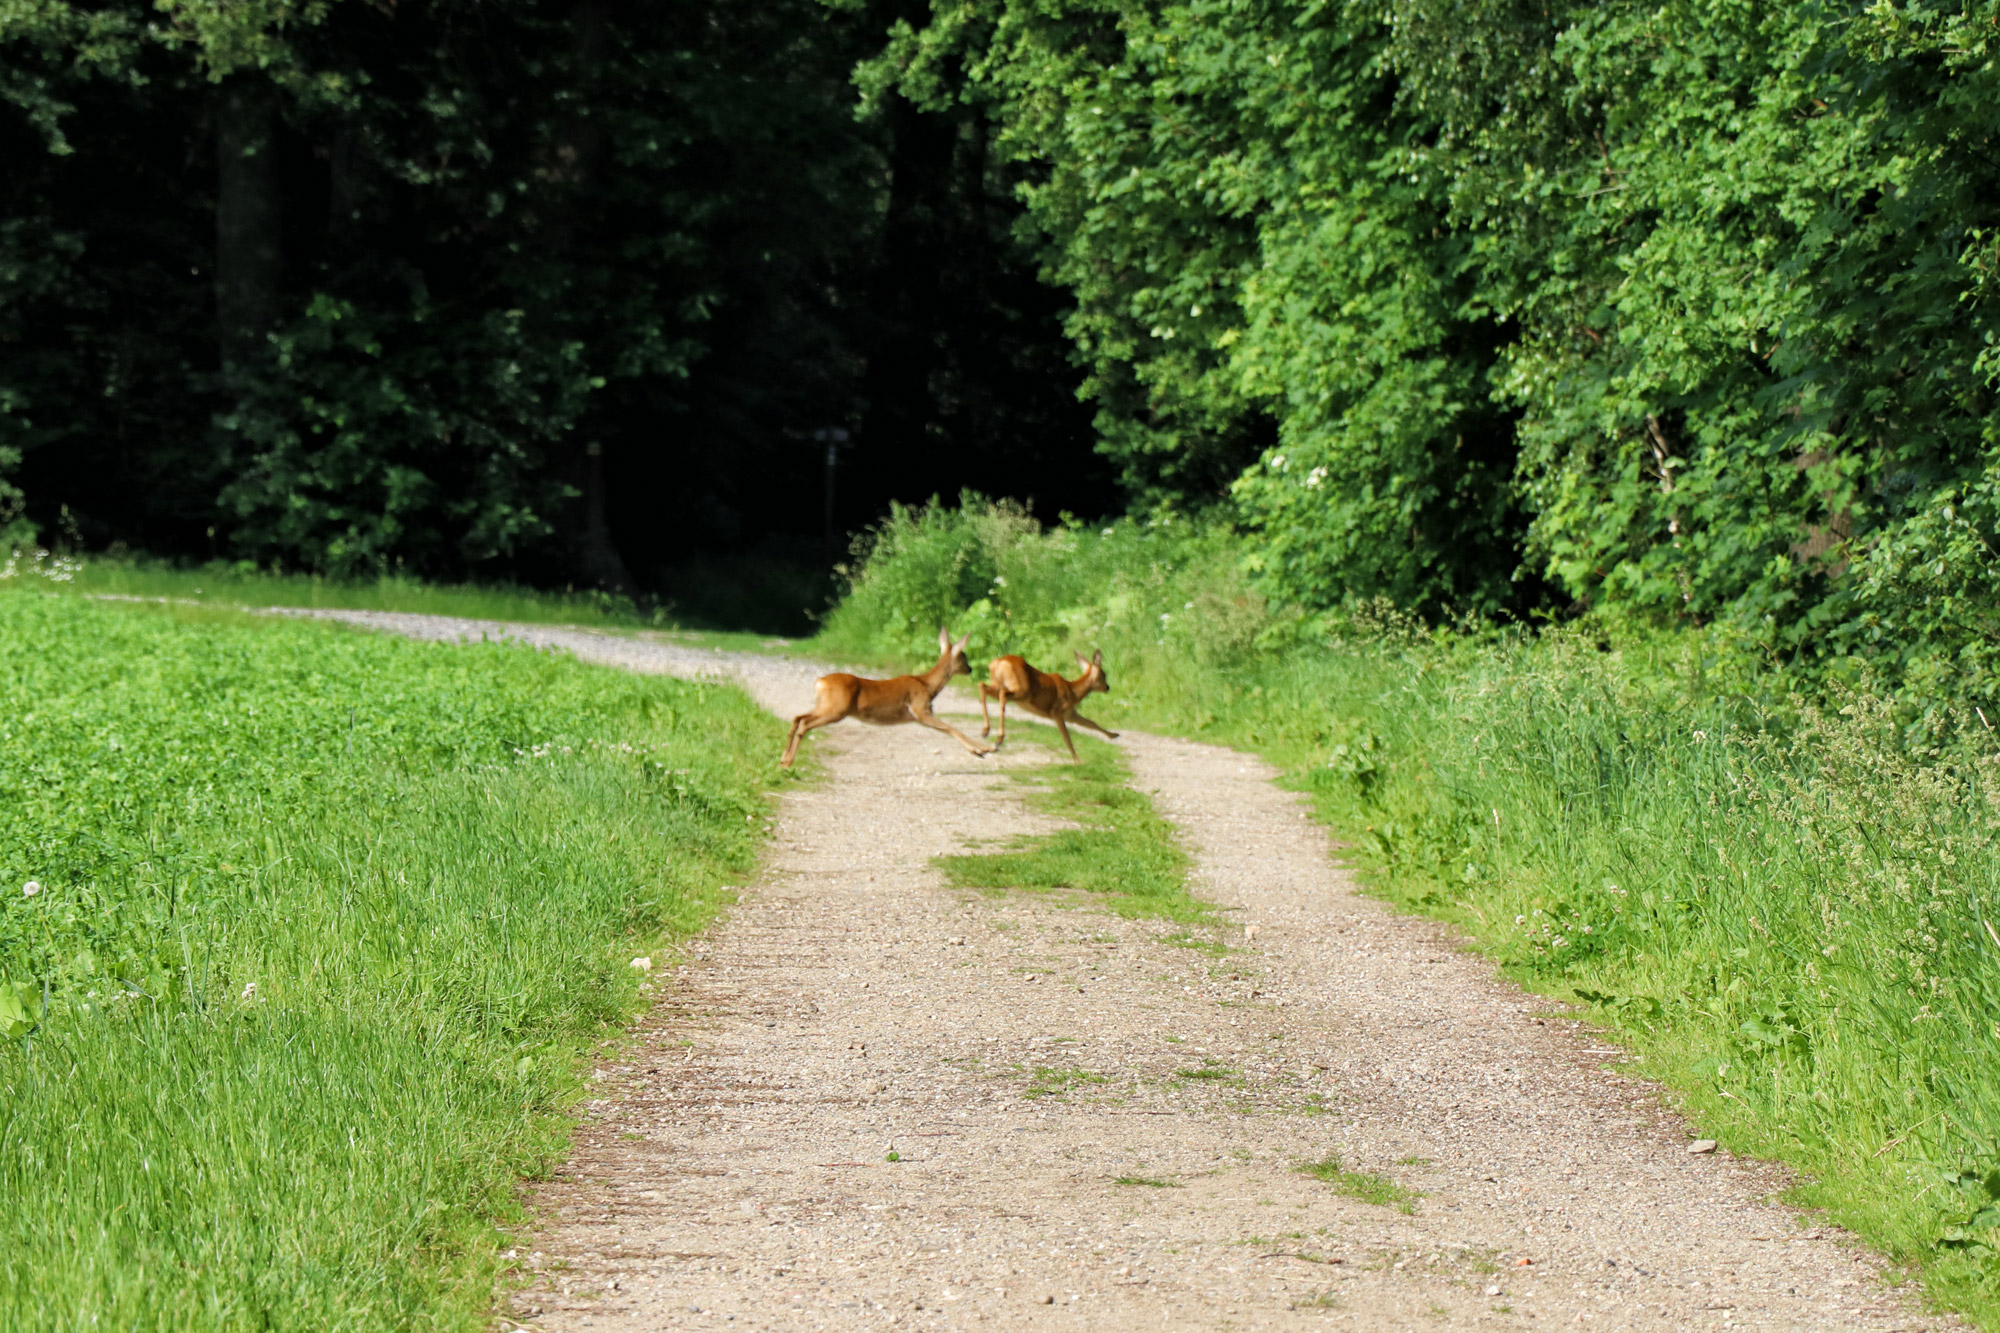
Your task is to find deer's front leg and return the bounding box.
[1053,714,1080,763]
[911,701,996,757]
[1068,710,1120,741]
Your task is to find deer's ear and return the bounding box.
[938,625,952,652]
[1092,649,1104,666]
[1073,650,1088,667]
[951,632,972,656]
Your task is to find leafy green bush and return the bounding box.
[819,497,2000,1322]
[872,0,2000,696]
[820,495,1266,676]
[0,592,777,1330]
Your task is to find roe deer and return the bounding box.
[779,626,997,767]
[978,650,1119,762]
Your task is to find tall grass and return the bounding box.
[822,498,2000,1325]
[0,591,779,1329]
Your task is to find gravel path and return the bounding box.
[290,610,1949,1331]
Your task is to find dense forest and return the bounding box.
[7,0,2000,684]
[0,0,1114,619]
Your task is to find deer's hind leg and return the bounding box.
[911,701,997,757]
[979,682,997,736]
[781,710,841,766]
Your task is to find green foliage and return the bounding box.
[870,0,2000,687]
[819,498,2000,1323]
[821,495,1263,675]
[0,590,777,1329]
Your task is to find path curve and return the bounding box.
[292,610,1948,1332]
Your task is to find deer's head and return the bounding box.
[1074,648,1110,695]
[937,625,974,678]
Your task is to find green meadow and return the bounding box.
[0,591,779,1330]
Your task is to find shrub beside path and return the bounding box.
[292,610,1953,1331]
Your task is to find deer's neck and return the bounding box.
[918,654,955,700]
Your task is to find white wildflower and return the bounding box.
[1304,466,1327,489]
[240,981,258,1001]
[21,880,39,897]
[630,956,653,974]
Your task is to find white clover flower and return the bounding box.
[630,956,653,974]
[1514,914,1526,925]
[21,881,39,897]
[240,981,258,1001]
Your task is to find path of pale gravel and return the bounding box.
[289,608,1951,1332]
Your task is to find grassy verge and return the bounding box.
[935,727,1206,923]
[1113,637,2000,1321]
[0,590,780,1330]
[0,547,810,650]
[821,498,2000,1327]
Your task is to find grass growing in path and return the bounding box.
[1297,1157,1421,1214]
[934,727,1205,922]
[0,591,780,1330]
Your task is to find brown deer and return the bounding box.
[978,650,1118,762]
[779,626,998,767]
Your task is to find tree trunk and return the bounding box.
[573,440,639,598]
[550,1,639,596]
[214,78,283,371]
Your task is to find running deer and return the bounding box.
[978,650,1119,762]
[779,626,998,767]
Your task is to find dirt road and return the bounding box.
[296,611,1947,1331]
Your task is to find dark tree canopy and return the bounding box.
[0,0,1112,621]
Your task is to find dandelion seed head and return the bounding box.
[21,881,39,897]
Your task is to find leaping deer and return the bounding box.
[779,626,998,767]
[978,650,1119,762]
